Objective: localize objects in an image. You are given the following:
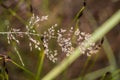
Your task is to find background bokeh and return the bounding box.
[0,0,120,80]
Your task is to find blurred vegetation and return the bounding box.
[0,0,120,80]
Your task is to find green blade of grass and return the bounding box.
[83,66,112,80]
[42,10,120,80]
[11,60,35,78]
[35,50,45,80]
[103,38,117,70]
[14,46,25,66]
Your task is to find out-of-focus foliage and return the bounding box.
[0,0,120,80]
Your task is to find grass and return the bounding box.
[0,0,120,80]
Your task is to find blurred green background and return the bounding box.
[0,0,120,80]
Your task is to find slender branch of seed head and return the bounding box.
[0,31,40,36]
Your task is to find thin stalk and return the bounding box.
[83,66,112,80]
[35,50,45,80]
[71,20,79,43]
[86,53,99,72]
[42,10,120,80]
[0,31,40,36]
[1,2,28,26]
[80,56,91,77]
[73,6,85,23]
[14,47,24,66]
[68,0,86,27]
[103,38,117,70]
[75,66,111,80]
[72,0,86,43]
[11,60,35,78]
[8,9,26,25]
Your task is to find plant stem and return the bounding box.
[83,66,112,80]
[0,31,40,36]
[35,50,45,80]
[11,60,35,78]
